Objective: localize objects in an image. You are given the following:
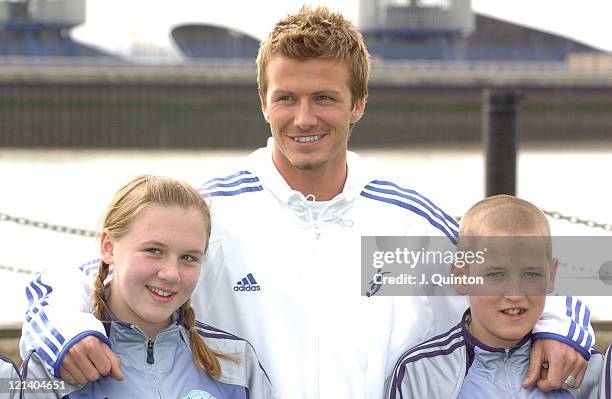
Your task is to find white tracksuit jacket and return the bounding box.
[21,138,594,399]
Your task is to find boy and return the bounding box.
[387,195,610,398]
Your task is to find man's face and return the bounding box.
[260,56,365,174]
[460,237,557,348]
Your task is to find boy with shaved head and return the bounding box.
[388,195,609,399]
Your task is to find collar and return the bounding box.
[109,320,190,373]
[248,137,375,205]
[100,292,185,336]
[461,309,532,367]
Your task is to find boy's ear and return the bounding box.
[452,263,469,295]
[100,229,114,265]
[546,258,559,294]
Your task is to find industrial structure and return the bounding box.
[0,0,604,61]
[358,0,596,60]
[167,0,600,62]
[360,0,474,34]
[171,24,259,60]
[0,0,106,57]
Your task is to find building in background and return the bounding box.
[0,0,605,62]
[359,0,598,61]
[0,0,111,57]
[170,0,603,62]
[171,24,259,60]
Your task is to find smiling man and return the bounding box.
[257,17,368,199]
[21,6,594,399]
[261,56,361,198]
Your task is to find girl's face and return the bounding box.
[101,204,207,339]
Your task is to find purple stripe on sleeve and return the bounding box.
[204,177,260,191]
[565,296,572,317]
[209,186,264,197]
[393,341,465,397]
[364,184,458,236]
[369,180,459,228]
[203,170,252,186]
[360,191,457,245]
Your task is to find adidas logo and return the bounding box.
[233,273,261,292]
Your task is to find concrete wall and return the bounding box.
[1,82,611,149]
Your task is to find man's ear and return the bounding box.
[260,92,270,123]
[100,229,114,265]
[350,96,366,124]
[547,258,559,294]
[452,263,469,295]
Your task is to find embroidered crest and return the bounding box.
[183,390,217,399]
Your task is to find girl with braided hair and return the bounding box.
[23,175,274,399]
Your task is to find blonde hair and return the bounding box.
[92,174,233,379]
[256,5,371,105]
[458,194,552,261]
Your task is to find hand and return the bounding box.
[59,335,124,384]
[523,339,588,391]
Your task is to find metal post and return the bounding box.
[482,89,522,197]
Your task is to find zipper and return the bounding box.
[503,349,517,399]
[146,339,162,398]
[147,340,154,364]
[314,221,321,239]
[310,213,320,396]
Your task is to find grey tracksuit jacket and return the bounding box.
[0,354,21,399]
[12,317,274,398]
[387,310,610,399]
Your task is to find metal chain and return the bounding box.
[558,260,595,273]
[0,212,97,238]
[541,209,612,232]
[0,263,37,275]
[455,210,611,232]
[2,208,609,236]
[0,209,609,278]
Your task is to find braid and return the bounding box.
[92,261,111,322]
[181,300,238,379]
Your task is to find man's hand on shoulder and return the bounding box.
[523,339,587,391]
[59,336,124,385]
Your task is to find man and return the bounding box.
[22,6,591,398]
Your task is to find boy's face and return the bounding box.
[457,237,557,348]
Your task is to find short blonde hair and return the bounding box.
[458,194,552,261]
[256,5,370,104]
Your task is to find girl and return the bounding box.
[24,175,274,399]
